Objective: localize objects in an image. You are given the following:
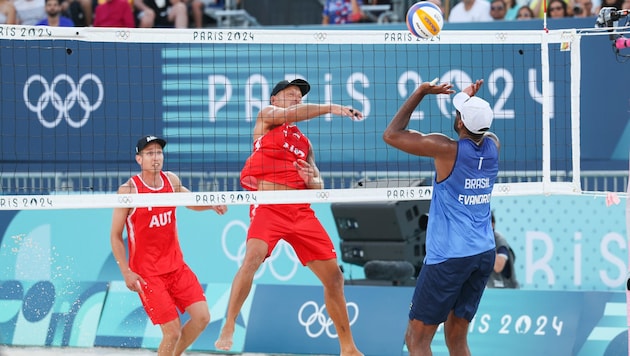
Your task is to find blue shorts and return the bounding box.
[409,249,495,324]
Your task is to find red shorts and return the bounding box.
[248,204,337,265]
[138,263,206,325]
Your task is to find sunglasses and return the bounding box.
[550,6,563,10]
[517,13,532,17]
[491,5,505,10]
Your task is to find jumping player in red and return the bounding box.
[110,135,227,356]
[214,79,364,356]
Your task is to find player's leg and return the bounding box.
[443,311,471,356]
[138,275,182,355]
[215,238,268,350]
[308,258,363,356]
[445,249,494,356]
[406,260,461,355]
[158,317,182,355]
[405,318,439,356]
[175,300,210,355]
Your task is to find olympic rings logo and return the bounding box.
[313,32,327,41]
[115,30,131,40]
[495,32,508,41]
[495,184,511,193]
[298,301,359,338]
[315,191,330,200]
[118,196,133,204]
[23,73,104,129]
[222,220,300,281]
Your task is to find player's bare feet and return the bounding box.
[214,326,234,351]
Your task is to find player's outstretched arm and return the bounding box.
[383,81,454,158]
[259,103,363,126]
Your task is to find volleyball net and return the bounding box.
[0,26,607,209]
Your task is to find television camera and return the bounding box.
[596,7,630,59]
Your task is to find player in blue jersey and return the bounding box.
[383,79,499,356]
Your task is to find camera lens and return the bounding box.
[573,5,583,14]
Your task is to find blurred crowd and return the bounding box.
[0,0,239,28]
[324,0,629,25]
[0,0,628,29]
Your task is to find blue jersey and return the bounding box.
[425,137,499,264]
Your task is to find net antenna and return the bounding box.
[0,27,586,210]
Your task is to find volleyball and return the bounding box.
[406,1,444,39]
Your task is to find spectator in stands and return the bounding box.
[486,212,519,289]
[547,0,570,18]
[93,0,135,27]
[322,0,365,24]
[0,0,17,24]
[427,0,446,18]
[59,0,92,26]
[503,0,520,20]
[448,0,492,22]
[490,0,507,20]
[528,0,544,18]
[572,0,595,17]
[531,0,581,18]
[515,5,535,19]
[36,0,74,26]
[135,0,188,28]
[186,0,241,28]
[187,0,206,28]
[14,0,46,25]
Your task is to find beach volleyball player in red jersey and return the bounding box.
[214,79,364,356]
[110,135,227,356]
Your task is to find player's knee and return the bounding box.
[321,271,344,291]
[161,323,182,342]
[194,310,211,327]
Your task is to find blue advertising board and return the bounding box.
[244,284,410,355]
[0,195,626,291]
[2,280,624,355]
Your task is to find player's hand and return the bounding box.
[420,80,454,95]
[211,205,228,215]
[330,105,364,121]
[462,79,484,97]
[347,108,365,121]
[123,270,146,294]
[294,159,316,182]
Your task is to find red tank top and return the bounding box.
[240,123,311,191]
[125,171,183,277]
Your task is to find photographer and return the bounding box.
[486,212,519,289]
